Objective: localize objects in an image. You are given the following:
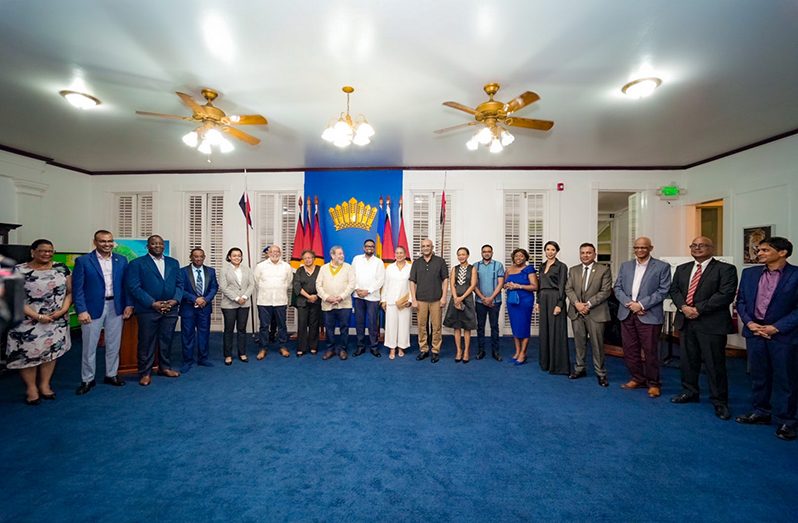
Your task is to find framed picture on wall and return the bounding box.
[743,225,772,264]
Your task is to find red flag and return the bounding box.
[312,196,324,266]
[303,195,313,251]
[382,197,395,264]
[238,193,252,229]
[290,196,304,268]
[439,190,446,257]
[397,196,409,254]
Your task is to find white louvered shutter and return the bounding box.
[185,193,224,329]
[115,192,154,238]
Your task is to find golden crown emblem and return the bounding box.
[328,197,378,231]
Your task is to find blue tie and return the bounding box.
[196,268,204,295]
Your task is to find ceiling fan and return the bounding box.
[435,83,554,152]
[136,88,268,151]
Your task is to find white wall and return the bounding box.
[404,169,688,270]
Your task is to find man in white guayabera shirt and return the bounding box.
[351,239,385,357]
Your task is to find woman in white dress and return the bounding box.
[381,245,412,359]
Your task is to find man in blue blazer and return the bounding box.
[735,236,798,441]
[613,236,672,398]
[125,234,183,386]
[73,230,134,394]
[179,248,218,372]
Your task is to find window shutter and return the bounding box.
[185,193,224,329]
[116,195,134,238]
[411,194,430,260]
[434,192,453,264]
[137,194,153,237]
[115,192,154,238]
[628,193,638,248]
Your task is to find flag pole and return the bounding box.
[440,170,448,260]
[242,169,257,340]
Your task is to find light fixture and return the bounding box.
[182,125,234,155]
[621,77,662,99]
[59,90,101,109]
[466,123,513,153]
[322,86,374,147]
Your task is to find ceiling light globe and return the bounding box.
[489,139,503,154]
[219,137,234,153]
[321,127,336,142]
[59,90,101,109]
[500,130,515,146]
[465,138,479,151]
[197,140,212,155]
[333,119,353,139]
[205,128,223,146]
[476,127,493,145]
[352,133,371,146]
[333,137,351,148]
[622,77,662,99]
[356,121,375,138]
[182,131,199,148]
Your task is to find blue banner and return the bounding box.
[305,170,402,263]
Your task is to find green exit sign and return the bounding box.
[658,185,682,198]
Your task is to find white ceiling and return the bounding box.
[1,0,797,173]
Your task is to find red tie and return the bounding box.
[685,263,702,305]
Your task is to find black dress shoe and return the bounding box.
[670,393,699,404]
[416,351,430,361]
[476,350,486,360]
[714,404,731,420]
[597,376,609,387]
[735,412,772,425]
[103,376,126,387]
[431,353,440,364]
[492,351,503,362]
[776,424,797,441]
[75,380,96,395]
[353,347,366,357]
[568,370,587,380]
[370,348,382,358]
[25,397,41,406]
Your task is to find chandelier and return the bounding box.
[321,86,375,147]
[465,122,514,153]
[182,123,234,155]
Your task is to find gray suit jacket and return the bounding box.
[218,263,255,309]
[613,257,671,325]
[565,263,613,323]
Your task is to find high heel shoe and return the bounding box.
[41,392,56,400]
[25,397,41,406]
[224,357,233,366]
[514,359,527,366]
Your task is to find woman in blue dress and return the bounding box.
[503,248,539,365]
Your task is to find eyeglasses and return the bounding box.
[689,243,711,249]
[633,246,651,250]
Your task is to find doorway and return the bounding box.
[695,199,724,254]
[597,191,637,278]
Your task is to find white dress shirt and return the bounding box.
[253,259,293,306]
[688,257,713,283]
[149,254,165,278]
[96,251,114,297]
[351,254,386,301]
[631,258,649,301]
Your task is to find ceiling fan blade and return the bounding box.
[176,92,206,115]
[135,111,193,121]
[442,101,477,115]
[506,117,554,131]
[222,114,268,126]
[433,122,478,134]
[505,91,540,113]
[221,125,261,145]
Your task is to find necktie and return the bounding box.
[685,263,702,306]
[196,268,204,295]
[583,266,590,292]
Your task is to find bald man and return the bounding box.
[669,237,738,420]
[613,236,672,398]
[253,244,294,359]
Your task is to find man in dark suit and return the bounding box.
[669,237,738,420]
[125,234,183,386]
[179,248,218,372]
[735,236,798,441]
[72,230,134,394]
[613,236,672,398]
[565,243,613,387]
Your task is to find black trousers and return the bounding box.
[296,303,321,353]
[136,310,178,376]
[679,322,729,405]
[222,307,249,358]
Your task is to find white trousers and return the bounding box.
[80,300,124,382]
[384,304,411,349]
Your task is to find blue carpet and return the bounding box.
[1,333,796,522]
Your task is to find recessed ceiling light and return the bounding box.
[621,77,662,99]
[59,89,101,109]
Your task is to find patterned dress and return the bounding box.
[7,263,72,369]
[444,264,477,329]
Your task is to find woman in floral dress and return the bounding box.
[7,239,73,405]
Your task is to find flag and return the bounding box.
[375,196,385,259]
[439,190,446,256]
[382,197,395,264]
[290,196,304,268]
[303,194,313,251]
[312,196,324,266]
[397,196,409,254]
[238,192,252,229]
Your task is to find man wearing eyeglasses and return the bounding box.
[669,237,738,420]
[613,236,672,398]
[735,236,798,441]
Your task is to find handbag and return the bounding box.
[506,290,520,305]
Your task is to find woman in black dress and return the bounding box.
[292,250,321,356]
[537,241,570,374]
